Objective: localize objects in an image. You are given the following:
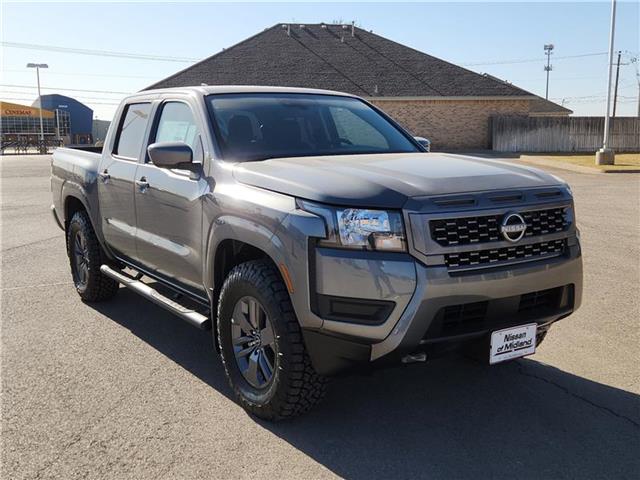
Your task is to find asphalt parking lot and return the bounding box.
[1,154,639,479]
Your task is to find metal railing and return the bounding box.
[0,138,63,155]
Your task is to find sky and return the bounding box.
[1,1,638,120]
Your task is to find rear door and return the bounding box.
[98,102,152,259]
[133,99,207,295]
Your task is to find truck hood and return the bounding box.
[232,153,561,208]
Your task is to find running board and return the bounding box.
[100,265,211,330]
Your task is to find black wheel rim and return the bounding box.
[72,230,90,289]
[231,296,276,388]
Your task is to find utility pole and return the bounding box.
[26,62,48,152]
[544,44,554,99]
[596,0,617,165]
[612,51,622,119]
[636,65,640,117]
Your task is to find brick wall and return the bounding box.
[370,98,530,150]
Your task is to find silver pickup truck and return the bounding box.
[51,86,582,420]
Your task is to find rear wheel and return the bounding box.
[67,211,119,302]
[217,259,326,420]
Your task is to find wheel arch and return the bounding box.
[204,215,290,296]
[64,195,88,229]
[61,181,111,258]
[204,216,293,351]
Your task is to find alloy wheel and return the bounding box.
[231,296,276,388]
[72,230,90,288]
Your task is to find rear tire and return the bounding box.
[67,211,119,302]
[217,259,326,421]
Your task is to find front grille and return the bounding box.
[519,287,562,312]
[424,286,568,339]
[441,301,488,334]
[445,239,567,270]
[430,207,569,247]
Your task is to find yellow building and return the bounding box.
[1,101,70,148]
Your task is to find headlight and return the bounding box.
[298,200,407,252]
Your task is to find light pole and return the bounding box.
[544,44,554,100]
[26,63,48,150]
[596,0,617,165]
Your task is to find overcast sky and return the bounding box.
[2,1,638,120]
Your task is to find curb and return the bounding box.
[516,156,640,174]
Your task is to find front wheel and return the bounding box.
[216,260,326,420]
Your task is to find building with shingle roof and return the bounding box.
[148,23,570,149]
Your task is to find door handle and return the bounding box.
[98,170,110,182]
[135,177,149,191]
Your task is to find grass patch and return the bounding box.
[525,153,640,172]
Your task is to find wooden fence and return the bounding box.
[491,116,640,153]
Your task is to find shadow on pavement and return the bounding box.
[92,288,640,479]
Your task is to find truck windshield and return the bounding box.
[206,93,419,161]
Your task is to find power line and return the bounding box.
[1,90,126,102]
[1,83,131,95]
[1,41,199,63]
[461,51,608,66]
[2,69,156,80]
[3,40,613,69]
[0,96,122,106]
[551,94,636,100]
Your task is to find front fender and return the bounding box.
[202,182,326,330]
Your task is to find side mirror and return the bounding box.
[147,141,195,170]
[414,136,431,152]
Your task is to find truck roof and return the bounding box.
[134,85,357,99]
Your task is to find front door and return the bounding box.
[98,102,152,259]
[133,100,206,294]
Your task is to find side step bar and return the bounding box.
[100,265,211,330]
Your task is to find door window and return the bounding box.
[154,102,200,155]
[113,103,152,159]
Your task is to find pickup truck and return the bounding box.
[51,86,582,420]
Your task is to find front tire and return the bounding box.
[217,260,326,420]
[66,211,119,302]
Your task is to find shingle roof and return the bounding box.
[145,23,536,97]
[528,97,573,115]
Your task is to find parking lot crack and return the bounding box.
[31,366,164,479]
[515,361,640,429]
[2,235,62,253]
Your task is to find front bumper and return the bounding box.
[302,238,582,375]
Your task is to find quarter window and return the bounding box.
[113,103,152,159]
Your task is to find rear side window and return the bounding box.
[113,103,152,159]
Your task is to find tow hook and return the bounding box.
[401,352,427,364]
